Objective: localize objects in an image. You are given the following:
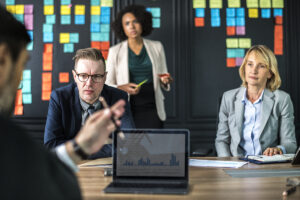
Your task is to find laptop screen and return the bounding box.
[113,129,189,180]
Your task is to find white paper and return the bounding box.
[189,159,247,168]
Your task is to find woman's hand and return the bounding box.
[158,73,173,85]
[263,147,283,156]
[118,83,140,95]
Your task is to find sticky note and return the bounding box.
[193,0,206,8]
[91,33,109,41]
[272,0,284,8]
[100,24,110,32]
[91,23,100,32]
[43,32,53,42]
[15,90,22,105]
[23,70,31,80]
[211,17,221,27]
[261,9,271,18]
[18,82,22,89]
[61,5,71,15]
[42,91,51,101]
[64,43,74,53]
[273,9,283,16]
[44,0,54,5]
[227,58,236,67]
[227,49,236,58]
[99,33,109,41]
[151,8,161,18]
[75,15,85,24]
[195,8,205,17]
[15,5,24,14]
[91,41,101,49]
[44,43,53,53]
[246,0,258,8]
[43,24,53,32]
[42,72,52,82]
[69,33,79,43]
[236,49,245,57]
[152,18,160,28]
[27,31,33,40]
[6,5,16,14]
[91,0,100,6]
[226,17,235,26]
[91,6,101,15]
[91,15,100,23]
[101,7,111,16]
[228,0,240,8]
[100,15,110,24]
[275,16,283,24]
[102,50,108,60]
[61,0,71,5]
[274,25,283,39]
[260,0,271,8]
[227,26,235,35]
[27,42,33,51]
[24,5,34,14]
[236,57,244,66]
[43,52,53,63]
[42,82,52,91]
[211,9,220,17]
[59,72,69,83]
[236,26,246,35]
[195,17,205,27]
[209,0,222,8]
[60,33,70,43]
[14,14,24,23]
[226,8,235,17]
[101,0,113,7]
[239,38,251,48]
[248,8,258,18]
[14,105,23,115]
[43,60,53,71]
[236,17,245,26]
[22,94,32,104]
[44,5,54,15]
[100,41,110,50]
[226,38,238,48]
[22,80,31,93]
[236,8,245,17]
[61,15,71,24]
[6,0,15,5]
[46,15,56,24]
[75,5,85,15]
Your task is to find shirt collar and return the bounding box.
[79,98,101,111]
[242,88,264,104]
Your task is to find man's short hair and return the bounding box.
[0,5,31,62]
[72,48,106,70]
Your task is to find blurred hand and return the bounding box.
[118,83,140,95]
[263,147,283,156]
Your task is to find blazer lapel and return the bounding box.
[117,41,129,84]
[73,85,82,135]
[258,89,274,137]
[235,88,245,137]
[143,39,158,90]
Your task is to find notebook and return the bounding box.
[103,129,189,194]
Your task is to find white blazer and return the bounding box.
[105,38,170,121]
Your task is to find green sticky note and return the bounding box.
[14,14,24,23]
[46,15,56,24]
[236,49,245,57]
[239,38,251,48]
[209,0,223,8]
[43,24,53,32]
[61,15,71,24]
[91,33,101,41]
[23,70,31,80]
[64,43,74,53]
[226,38,238,48]
[91,15,100,23]
[44,0,54,5]
[272,0,284,8]
[260,0,271,8]
[70,33,79,43]
[22,93,32,104]
[152,18,160,28]
[228,0,241,8]
[100,24,110,32]
[26,41,33,51]
[61,0,71,5]
[246,0,258,8]
[6,0,15,5]
[193,0,206,8]
[151,8,161,17]
[227,49,236,58]
[91,0,100,5]
[22,80,31,93]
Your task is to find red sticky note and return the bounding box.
[59,72,69,83]
[195,17,204,27]
[44,44,53,53]
[91,41,101,50]
[227,58,236,67]
[42,91,51,101]
[15,89,22,106]
[100,41,110,50]
[102,50,108,60]
[275,25,283,40]
[43,61,53,71]
[226,26,235,36]
[275,16,283,25]
[43,52,53,62]
[42,82,52,91]
[42,72,52,82]
[14,105,23,115]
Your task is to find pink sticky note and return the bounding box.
[236,57,244,66]
[236,26,245,35]
[24,14,33,30]
[24,5,34,14]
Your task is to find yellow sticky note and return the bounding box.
[61,5,71,15]
[193,0,206,8]
[272,0,284,8]
[75,5,85,15]
[226,38,238,48]
[15,5,24,14]
[239,38,251,48]
[91,6,101,15]
[246,0,258,8]
[44,5,54,15]
[228,0,241,8]
[248,8,258,18]
[260,0,271,8]
[60,33,70,43]
[209,0,222,8]
[101,0,113,7]
[6,5,16,14]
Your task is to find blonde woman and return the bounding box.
[215,45,297,157]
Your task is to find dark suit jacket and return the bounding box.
[44,83,134,158]
[0,115,81,200]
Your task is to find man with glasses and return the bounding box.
[44,48,134,159]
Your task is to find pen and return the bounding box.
[136,79,148,88]
[282,186,296,196]
[99,96,125,139]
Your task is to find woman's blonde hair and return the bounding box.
[239,45,281,91]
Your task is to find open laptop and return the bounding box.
[103,129,189,194]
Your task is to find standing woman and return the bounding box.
[106,5,173,128]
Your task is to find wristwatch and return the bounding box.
[71,139,89,160]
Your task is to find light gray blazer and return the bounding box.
[105,38,170,121]
[215,87,297,157]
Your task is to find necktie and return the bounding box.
[84,105,95,124]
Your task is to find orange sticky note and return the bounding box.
[15,89,22,106]
[42,82,52,91]
[91,41,101,50]
[195,17,204,27]
[59,72,69,83]
[14,105,23,115]
[42,91,51,101]
[42,72,52,83]
[100,41,110,50]
[102,50,108,60]
[275,25,283,40]
[227,58,236,67]
[275,16,283,25]
[226,26,235,36]
[44,44,53,53]
[43,61,53,71]
[43,53,53,62]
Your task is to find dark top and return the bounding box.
[0,115,81,200]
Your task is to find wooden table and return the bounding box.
[76,157,300,200]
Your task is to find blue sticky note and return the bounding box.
[26,41,33,51]
[61,0,71,5]
[100,24,110,32]
[236,49,245,58]
[23,70,31,80]
[91,0,100,6]
[151,8,161,18]
[227,49,236,58]
[14,14,24,23]
[226,8,235,17]
[99,33,109,41]
[18,81,22,89]
[22,80,31,93]
[236,8,245,17]
[6,0,15,5]
[46,15,56,24]
[91,23,100,32]
[43,24,53,32]
[261,9,271,18]
[236,17,245,26]
[64,43,74,53]
[44,0,54,5]
[100,15,110,24]
[22,93,32,104]
[91,15,100,23]
[211,17,221,27]
[61,15,71,24]
[75,15,85,25]
[211,9,220,18]
[27,31,33,40]
[69,33,79,43]
[273,9,283,17]
[195,8,205,17]
[91,33,101,41]
[152,18,160,28]
[101,7,111,16]
[43,32,53,42]
[226,17,236,26]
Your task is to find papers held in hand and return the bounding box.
[240,154,295,164]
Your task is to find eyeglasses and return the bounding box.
[74,70,105,83]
